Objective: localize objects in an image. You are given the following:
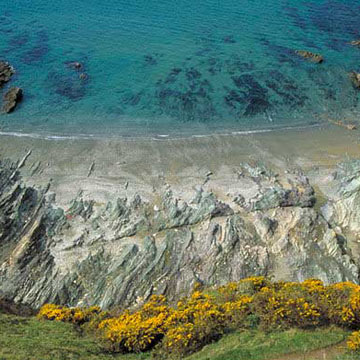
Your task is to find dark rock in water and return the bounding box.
[224,89,243,109]
[2,87,23,113]
[8,33,29,50]
[283,5,308,30]
[23,44,49,64]
[223,35,236,44]
[123,91,143,106]
[295,50,324,63]
[66,61,83,71]
[0,61,14,87]
[144,55,157,66]
[261,39,298,65]
[55,80,85,101]
[232,74,267,97]
[229,74,271,116]
[265,70,308,108]
[48,70,88,101]
[186,68,202,82]
[48,61,89,100]
[244,96,271,116]
[155,66,216,122]
[165,68,182,84]
[350,72,360,89]
[22,30,50,64]
[306,2,359,38]
[79,73,88,81]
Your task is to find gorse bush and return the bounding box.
[253,281,323,330]
[158,291,226,357]
[98,295,170,353]
[37,304,105,326]
[37,276,360,357]
[348,330,360,351]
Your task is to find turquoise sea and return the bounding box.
[0,0,360,138]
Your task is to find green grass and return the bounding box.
[187,327,348,360]
[336,354,360,360]
[0,313,149,360]
[0,313,350,360]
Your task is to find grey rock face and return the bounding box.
[321,160,360,267]
[0,159,359,309]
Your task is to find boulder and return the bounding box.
[79,73,88,81]
[2,87,23,113]
[350,71,360,88]
[350,40,360,47]
[0,61,14,87]
[66,61,83,70]
[295,50,324,63]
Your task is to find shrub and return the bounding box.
[252,283,322,330]
[37,278,360,358]
[37,303,103,326]
[222,295,253,329]
[158,291,225,358]
[99,310,168,353]
[98,295,171,353]
[321,282,359,328]
[348,331,360,351]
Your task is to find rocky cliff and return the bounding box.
[0,157,359,309]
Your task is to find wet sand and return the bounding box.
[0,124,359,206]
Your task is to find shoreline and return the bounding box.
[0,122,322,141]
[0,123,359,206]
[2,120,360,308]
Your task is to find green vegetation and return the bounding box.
[187,327,347,360]
[0,312,350,360]
[0,313,149,360]
[5,276,360,359]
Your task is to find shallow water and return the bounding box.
[0,0,360,137]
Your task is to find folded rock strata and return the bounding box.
[0,159,358,309]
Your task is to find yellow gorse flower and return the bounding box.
[37,278,360,356]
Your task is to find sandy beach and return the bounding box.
[0,123,359,206]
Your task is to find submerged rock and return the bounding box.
[295,50,324,63]
[2,87,23,113]
[144,55,157,66]
[65,61,83,70]
[79,73,88,81]
[0,61,14,87]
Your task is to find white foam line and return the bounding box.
[0,123,323,142]
[231,129,272,135]
[0,131,97,141]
